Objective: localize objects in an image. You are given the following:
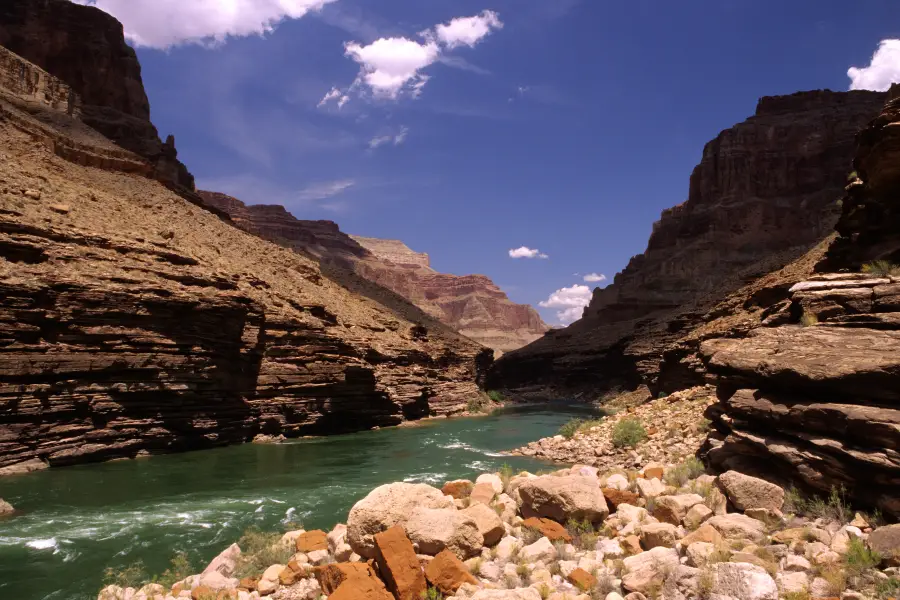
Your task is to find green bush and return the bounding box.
[103,561,148,589]
[558,418,584,439]
[153,552,193,589]
[665,457,705,488]
[845,537,882,579]
[862,260,900,277]
[486,390,504,403]
[422,587,444,600]
[876,577,900,600]
[611,418,647,448]
[233,527,294,579]
[467,395,489,413]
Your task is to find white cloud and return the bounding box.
[583,273,607,283]
[329,10,503,102]
[296,180,356,201]
[539,284,593,325]
[434,10,503,49]
[318,87,350,109]
[848,39,900,91]
[509,246,549,259]
[73,0,336,49]
[369,126,409,149]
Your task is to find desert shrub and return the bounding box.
[103,561,148,589]
[467,395,489,413]
[862,260,900,277]
[818,564,848,595]
[554,540,573,561]
[233,527,293,579]
[566,518,598,549]
[800,313,819,327]
[422,587,444,600]
[558,418,584,439]
[876,577,900,600]
[697,567,715,599]
[538,583,551,600]
[516,562,530,581]
[782,592,811,600]
[611,418,647,448]
[469,557,482,576]
[665,457,705,488]
[845,537,881,579]
[154,552,194,589]
[486,390,504,403]
[521,526,543,545]
[783,485,852,522]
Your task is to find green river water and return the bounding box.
[0,404,599,600]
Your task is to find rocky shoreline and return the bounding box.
[96,456,900,600]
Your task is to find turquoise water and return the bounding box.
[0,404,598,600]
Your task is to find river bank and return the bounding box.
[0,404,600,600]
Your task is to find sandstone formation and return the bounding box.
[198,191,549,352]
[0,40,488,471]
[489,90,886,397]
[0,0,195,190]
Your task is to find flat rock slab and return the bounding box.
[296,530,328,552]
[522,517,572,542]
[424,548,478,596]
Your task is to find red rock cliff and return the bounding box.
[198,191,550,352]
[489,90,886,396]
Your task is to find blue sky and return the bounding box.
[78,0,900,324]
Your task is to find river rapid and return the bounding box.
[0,404,600,600]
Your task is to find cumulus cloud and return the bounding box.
[583,273,607,283]
[369,126,409,149]
[509,246,549,259]
[434,10,503,49]
[848,39,900,91]
[325,10,502,103]
[539,284,592,324]
[73,0,336,49]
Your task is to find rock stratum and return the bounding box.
[0,33,489,472]
[198,191,549,353]
[489,89,887,397]
[0,0,195,191]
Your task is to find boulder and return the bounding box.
[683,504,712,530]
[680,523,723,546]
[567,567,597,591]
[621,547,679,593]
[462,503,505,546]
[518,475,609,523]
[347,483,455,558]
[602,488,640,510]
[424,548,479,596]
[476,473,504,494]
[705,514,766,541]
[634,478,665,499]
[405,507,483,559]
[442,480,474,499]
[520,537,557,563]
[315,562,392,599]
[522,517,572,542]
[605,474,629,491]
[202,543,241,578]
[596,538,625,559]
[685,542,715,567]
[495,536,522,561]
[640,523,678,549]
[373,525,426,600]
[776,571,809,594]
[328,524,354,562]
[717,471,784,512]
[296,530,328,553]
[0,499,13,516]
[711,562,777,600]
[643,467,664,480]
[258,563,283,596]
[651,494,703,525]
[470,482,497,506]
[466,589,542,599]
[868,524,900,566]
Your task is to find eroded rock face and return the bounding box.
[0,0,195,190]
[197,191,549,353]
[489,90,886,396]
[0,79,486,472]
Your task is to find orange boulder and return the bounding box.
[424,549,479,596]
[374,525,427,600]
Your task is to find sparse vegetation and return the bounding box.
[800,312,819,327]
[782,592,811,600]
[875,577,900,600]
[499,462,514,492]
[611,417,647,448]
[783,485,852,522]
[103,561,148,589]
[665,456,705,488]
[422,586,444,600]
[153,552,193,589]
[537,583,551,600]
[486,390,504,403]
[697,567,715,599]
[469,557,483,576]
[862,260,900,277]
[818,564,848,596]
[233,527,293,579]
[559,418,584,439]
[565,519,598,550]
[521,526,543,545]
[844,537,881,580]
[467,395,490,414]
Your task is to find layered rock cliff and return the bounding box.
[489,90,886,397]
[0,42,488,472]
[198,191,550,353]
[0,0,195,191]
[697,92,900,517]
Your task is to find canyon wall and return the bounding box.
[198,191,550,353]
[489,89,887,397]
[0,30,488,472]
[0,0,195,191]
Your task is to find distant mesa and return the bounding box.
[197,191,550,352]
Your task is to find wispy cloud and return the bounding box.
[848,39,900,91]
[509,246,549,259]
[583,273,607,283]
[369,126,409,149]
[297,180,356,201]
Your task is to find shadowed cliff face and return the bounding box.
[490,89,886,398]
[198,191,550,353]
[0,0,195,191]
